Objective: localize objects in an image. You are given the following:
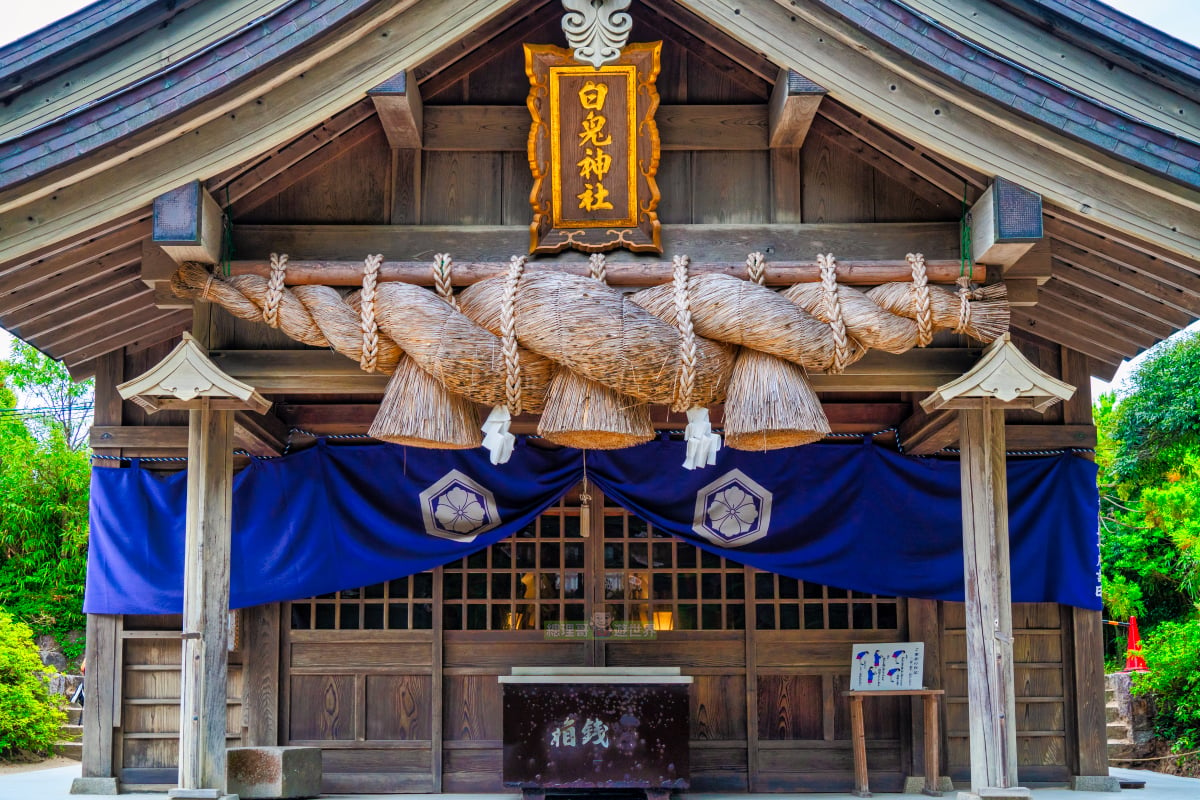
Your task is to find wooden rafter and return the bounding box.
[636,1,772,97]
[230,116,385,218]
[209,100,377,205]
[1047,256,1195,329]
[1044,216,1200,296]
[655,0,777,84]
[1039,277,1177,341]
[13,283,153,343]
[0,220,148,297]
[1010,308,1126,369]
[417,1,557,99]
[62,310,191,369]
[6,263,141,333]
[0,243,142,318]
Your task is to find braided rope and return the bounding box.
[672,255,697,412]
[954,274,973,334]
[746,251,766,286]
[588,252,608,283]
[908,252,934,347]
[359,254,382,373]
[501,255,527,415]
[818,253,852,374]
[264,252,288,328]
[432,253,459,309]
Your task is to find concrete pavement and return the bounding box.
[1,764,1195,800]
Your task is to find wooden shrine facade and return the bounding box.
[113,490,1079,794]
[3,0,1199,796]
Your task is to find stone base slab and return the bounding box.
[227,745,322,799]
[1070,775,1123,792]
[69,776,119,795]
[904,775,956,793]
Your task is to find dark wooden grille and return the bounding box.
[288,572,435,630]
[287,490,898,633]
[442,493,587,630]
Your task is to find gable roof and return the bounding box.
[0,0,1197,377]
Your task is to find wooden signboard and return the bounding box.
[525,42,662,254]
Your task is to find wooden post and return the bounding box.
[958,399,1019,791]
[177,399,234,793]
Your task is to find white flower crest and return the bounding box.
[434,486,487,533]
[706,485,759,537]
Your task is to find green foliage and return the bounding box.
[1096,331,1200,627]
[1134,613,1200,754]
[0,353,91,661]
[0,339,93,451]
[1098,328,1200,754]
[0,608,66,758]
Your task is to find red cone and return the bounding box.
[1124,616,1148,672]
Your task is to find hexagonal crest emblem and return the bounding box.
[419,470,501,542]
[692,468,772,547]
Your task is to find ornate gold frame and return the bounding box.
[525,41,662,254]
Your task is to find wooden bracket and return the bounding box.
[153,182,224,265]
[969,177,1043,270]
[369,70,423,149]
[768,69,825,148]
[142,239,194,309]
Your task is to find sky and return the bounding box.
[1,0,1198,393]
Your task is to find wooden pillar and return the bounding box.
[958,399,1019,791]
[177,399,234,792]
[81,351,125,784]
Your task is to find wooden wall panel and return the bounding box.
[421,152,504,225]
[443,674,502,741]
[757,674,823,740]
[288,674,355,741]
[365,675,433,740]
[802,133,874,223]
[240,128,390,225]
[693,674,747,740]
[691,151,770,223]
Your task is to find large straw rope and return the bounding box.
[172,253,1008,411]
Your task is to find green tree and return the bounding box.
[0,608,66,758]
[1096,328,1200,754]
[0,349,91,661]
[0,339,93,450]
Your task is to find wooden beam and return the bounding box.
[0,220,148,302]
[1044,216,1200,299]
[817,101,986,201]
[769,69,825,148]
[807,116,957,210]
[78,351,124,789]
[61,310,191,368]
[211,347,982,395]
[634,0,773,97]
[422,104,769,151]
[153,182,223,265]
[414,0,556,99]
[1000,237,1052,285]
[231,221,963,262]
[970,177,1043,269]
[645,0,778,85]
[1040,278,1177,341]
[229,118,384,218]
[7,265,142,334]
[207,100,376,204]
[1009,308,1126,369]
[223,255,979,287]
[898,407,958,455]
[369,71,423,149]
[232,410,288,457]
[959,400,1019,791]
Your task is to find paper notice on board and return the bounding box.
[850,642,925,691]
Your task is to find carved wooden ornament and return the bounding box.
[117,332,271,414]
[525,42,662,254]
[920,333,1075,413]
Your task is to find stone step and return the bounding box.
[56,741,83,760]
[1107,739,1139,761]
[1106,721,1130,738]
[1105,704,1122,723]
[60,723,83,742]
[66,703,83,725]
